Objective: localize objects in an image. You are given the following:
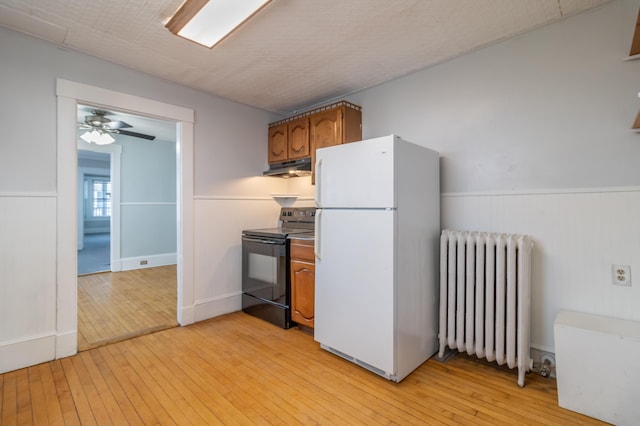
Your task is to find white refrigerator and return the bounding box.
[314,134,440,382]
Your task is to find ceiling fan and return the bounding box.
[78,110,156,144]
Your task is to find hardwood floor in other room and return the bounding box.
[1,312,606,425]
[77,265,178,351]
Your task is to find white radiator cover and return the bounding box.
[555,310,640,425]
[438,230,533,386]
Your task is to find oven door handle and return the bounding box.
[242,237,283,244]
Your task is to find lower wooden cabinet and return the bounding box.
[290,239,315,328]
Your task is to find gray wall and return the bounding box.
[120,137,177,258]
[349,0,640,193]
[0,23,283,371]
[290,0,640,353]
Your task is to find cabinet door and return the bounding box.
[287,117,310,159]
[310,108,342,184]
[311,108,342,151]
[268,123,288,163]
[291,259,315,328]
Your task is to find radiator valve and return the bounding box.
[535,354,555,378]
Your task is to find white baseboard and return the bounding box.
[194,292,242,322]
[56,330,78,359]
[179,305,195,325]
[117,253,177,271]
[0,333,56,374]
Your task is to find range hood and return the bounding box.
[263,157,312,178]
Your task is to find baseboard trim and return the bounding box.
[179,305,195,325]
[118,253,177,271]
[194,293,242,322]
[56,330,78,359]
[0,333,56,374]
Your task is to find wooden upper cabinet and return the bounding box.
[310,104,362,183]
[311,108,342,151]
[310,105,362,151]
[267,101,362,171]
[268,123,288,163]
[287,117,310,159]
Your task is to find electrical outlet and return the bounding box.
[612,264,631,286]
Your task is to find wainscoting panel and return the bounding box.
[441,188,640,351]
[193,197,283,319]
[0,194,57,372]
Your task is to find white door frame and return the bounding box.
[56,78,195,358]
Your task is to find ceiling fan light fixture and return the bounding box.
[96,132,115,145]
[80,130,94,143]
[80,130,115,145]
[165,0,272,48]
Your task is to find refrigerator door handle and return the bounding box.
[314,209,322,261]
[315,158,322,207]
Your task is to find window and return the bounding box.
[84,175,111,219]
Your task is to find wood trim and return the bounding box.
[343,105,363,143]
[269,100,362,127]
[164,0,209,34]
[630,6,640,56]
[633,109,640,130]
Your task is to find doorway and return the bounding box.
[75,103,180,350]
[77,150,111,275]
[56,78,196,359]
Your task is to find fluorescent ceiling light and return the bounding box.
[165,0,272,48]
[81,130,115,145]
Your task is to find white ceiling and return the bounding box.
[0,0,612,115]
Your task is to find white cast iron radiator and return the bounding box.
[438,230,533,387]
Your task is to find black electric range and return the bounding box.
[241,207,315,328]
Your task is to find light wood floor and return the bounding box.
[78,265,178,351]
[1,312,606,425]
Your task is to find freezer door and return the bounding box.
[314,208,395,374]
[315,135,396,208]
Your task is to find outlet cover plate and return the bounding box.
[612,264,631,286]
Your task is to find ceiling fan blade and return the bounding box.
[104,120,132,130]
[117,129,156,140]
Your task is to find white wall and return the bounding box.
[292,0,640,352]
[0,25,285,372]
[353,0,640,194]
[120,136,176,261]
